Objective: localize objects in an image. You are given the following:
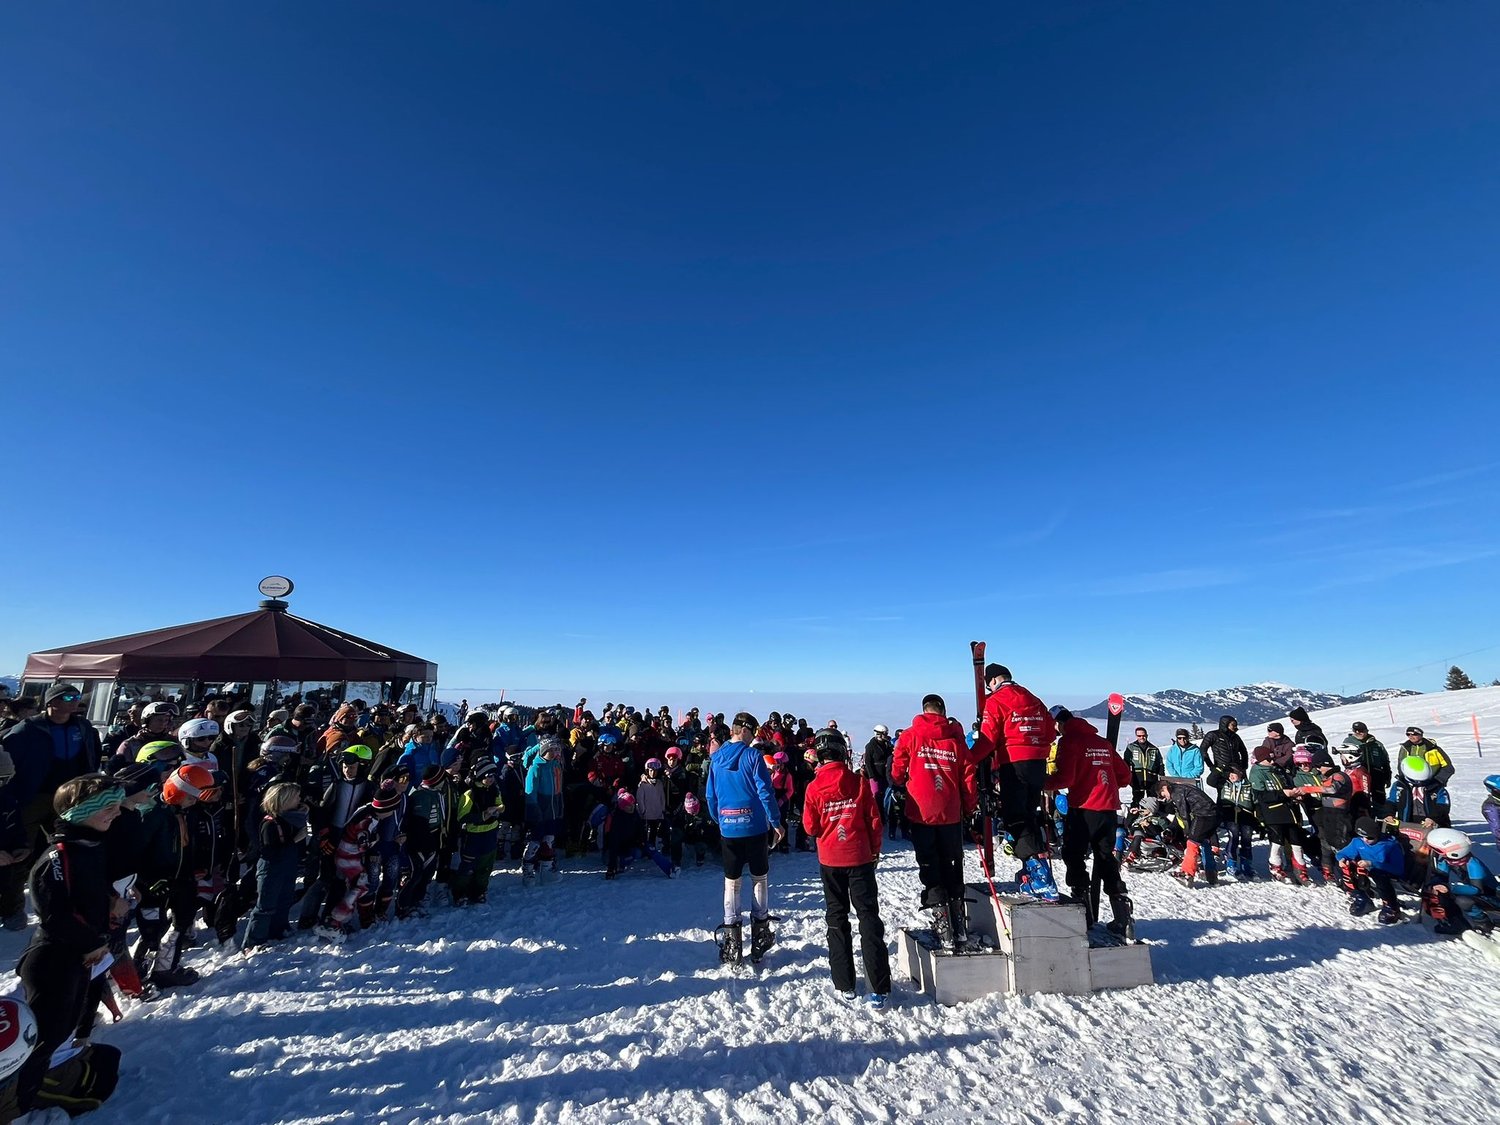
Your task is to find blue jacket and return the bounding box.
[705,740,781,838]
[397,739,442,781]
[1166,743,1205,781]
[1426,854,1497,899]
[524,737,566,823]
[1334,835,1405,878]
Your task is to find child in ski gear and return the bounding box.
[1249,746,1309,884]
[522,715,567,883]
[680,790,714,866]
[636,758,668,850]
[372,763,412,918]
[803,730,891,999]
[241,782,309,950]
[497,748,526,862]
[135,763,218,988]
[764,751,795,854]
[1287,747,1326,882]
[14,774,126,1116]
[1484,775,1500,847]
[397,765,450,918]
[1335,818,1406,923]
[602,790,643,878]
[1345,722,1392,798]
[451,761,503,904]
[1121,798,1181,871]
[1299,757,1356,889]
[1216,765,1258,879]
[319,780,403,941]
[1422,828,1497,935]
[1157,778,1219,887]
[1386,754,1451,827]
[1055,710,1134,932]
[706,713,784,965]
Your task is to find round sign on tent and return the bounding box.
[258,576,295,599]
[1107,693,1125,716]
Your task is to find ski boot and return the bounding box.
[1270,865,1288,883]
[948,898,970,953]
[1288,860,1310,886]
[313,923,347,945]
[1105,894,1136,942]
[928,903,955,949]
[1169,867,1195,889]
[715,922,743,966]
[750,914,775,963]
[1019,856,1060,902]
[1204,867,1219,887]
[1237,860,1255,881]
[1377,904,1403,925]
[1348,892,1373,917]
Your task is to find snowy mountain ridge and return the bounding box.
[1077,682,1421,725]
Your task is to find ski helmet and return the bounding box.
[873,724,889,735]
[136,739,183,765]
[1484,774,1500,801]
[1399,755,1434,782]
[1049,705,1072,725]
[773,751,788,765]
[616,791,636,812]
[0,996,40,1082]
[645,758,663,772]
[665,747,683,762]
[177,717,219,745]
[1425,828,1471,861]
[1292,747,1314,767]
[163,763,218,806]
[683,792,701,815]
[141,701,179,720]
[343,744,374,763]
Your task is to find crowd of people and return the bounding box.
[0,674,1495,1122]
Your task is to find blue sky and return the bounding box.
[3,3,1498,700]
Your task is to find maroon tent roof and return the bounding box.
[23,604,437,684]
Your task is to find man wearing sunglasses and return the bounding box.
[0,683,105,929]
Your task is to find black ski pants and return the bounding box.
[907,821,964,908]
[1061,808,1127,901]
[999,758,1049,861]
[820,862,891,996]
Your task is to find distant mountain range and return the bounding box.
[1076,682,1420,726]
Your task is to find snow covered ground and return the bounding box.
[6,689,1499,1124]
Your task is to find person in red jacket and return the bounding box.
[803,732,891,1009]
[1053,707,1134,937]
[890,694,985,949]
[972,664,1058,899]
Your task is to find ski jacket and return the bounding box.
[1257,734,1296,770]
[704,739,781,838]
[1384,777,1449,823]
[25,822,114,957]
[258,813,306,862]
[334,808,384,876]
[973,682,1055,767]
[397,739,442,781]
[1334,835,1405,878]
[1425,854,1497,899]
[603,806,644,853]
[403,783,449,853]
[1402,739,1455,786]
[1287,708,1326,749]
[1199,718,1248,775]
[1248,763,1295,825]
[1217,777,1257,823]
[1165,742,1205,782]
[524,740,566,824]
[1055,717,1132,812]
[767,766,794,805]
[457,784,502,856]
[635,777,667,821]
[863,736,893,785]
[803,760,882,868]
[890,711,980,826]
[498,758,526,826]
[1123,741,1164,793]
[317,777,372,835]
[1484,798,1500,849]
[1163,781,1217,825]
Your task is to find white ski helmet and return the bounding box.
[0,996,39,1082]
[141,701,179,720]
[1399,755,1434,782]
[178,717,220,745]
[1425,828,1471,861]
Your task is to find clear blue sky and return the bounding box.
[3,3,1499,699]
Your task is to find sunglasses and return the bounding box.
[55,694,82,703]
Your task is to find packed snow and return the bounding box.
[6,689,1498,1124]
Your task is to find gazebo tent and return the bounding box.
[22,600,439,726]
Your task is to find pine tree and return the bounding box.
[1445,665,1477,691]
[1190,722,1204,740]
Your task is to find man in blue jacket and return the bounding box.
[705,711,783,966]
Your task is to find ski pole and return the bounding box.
[1474,714,1484,759]
[969,827,1010,940]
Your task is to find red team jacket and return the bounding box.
[973,682,1056,767]
[890,712,983,825]
[1055,716,1132,811]
[802,760,883,867]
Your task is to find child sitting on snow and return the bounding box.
[1121,798,1179,870]
[1334,817,1405,924]
[1422,828,1498,936]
